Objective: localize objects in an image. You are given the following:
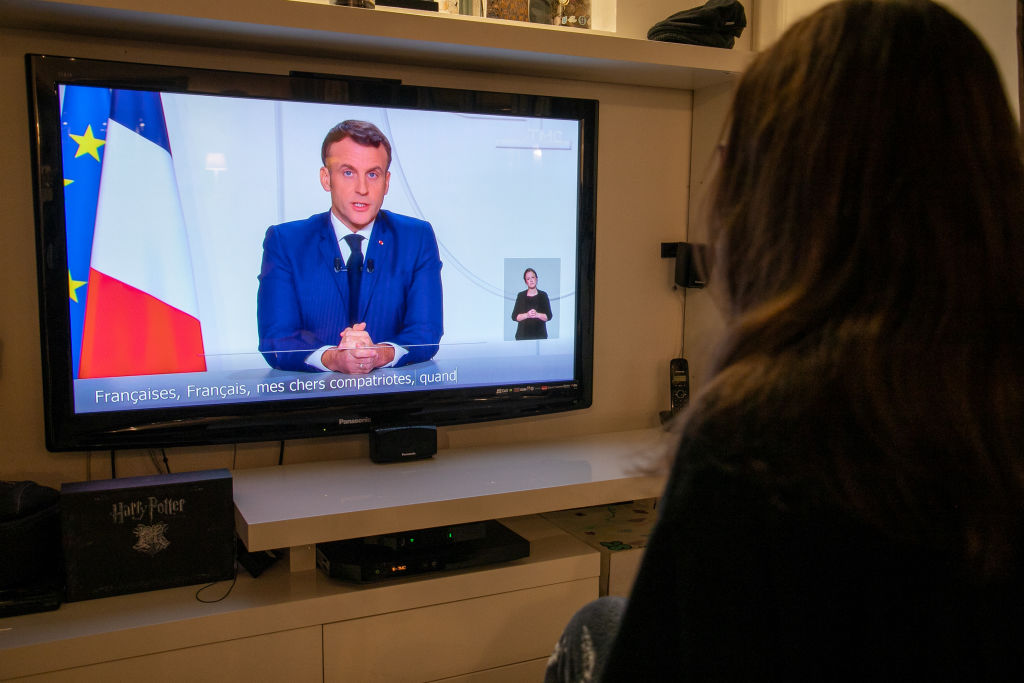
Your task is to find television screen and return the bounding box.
[27,55,597,451]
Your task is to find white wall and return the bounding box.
[942,0,1020,120]
[754,0,1020,120]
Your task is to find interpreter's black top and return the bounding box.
[511,290,552,340]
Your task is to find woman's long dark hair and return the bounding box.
[692,0,1024,576]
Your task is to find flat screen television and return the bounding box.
[27,54,597,452]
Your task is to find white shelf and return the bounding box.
[0,0,753,89]
[234,427,671,565]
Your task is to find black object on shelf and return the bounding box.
[1,480,62,588]
[1,480,63,617]
[375,0,440,11]
[332,0,376,8]
[648,0,747,49]
[60,469,235,602]
[236,537,282,578]
[316,520,529,583]
[0,583,62,618]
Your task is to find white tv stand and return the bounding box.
[2,429,670,680]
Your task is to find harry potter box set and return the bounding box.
[60,469,234,602]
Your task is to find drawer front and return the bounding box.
[324,577,597,682]
[436,657,549,682]
[17,626,322,683]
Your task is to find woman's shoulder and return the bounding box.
[662,388,855,511]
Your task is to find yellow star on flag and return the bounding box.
[69,125,105,161]
[64,178,74,187]
[69,270,87,303]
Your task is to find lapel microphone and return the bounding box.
[334,258,373,273]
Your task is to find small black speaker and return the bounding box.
[369,425,437,464]
[674,242,709,288]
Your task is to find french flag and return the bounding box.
[79,90,206,378]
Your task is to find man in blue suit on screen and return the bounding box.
[257,120,443,373]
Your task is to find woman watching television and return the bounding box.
[547,0,1024,680]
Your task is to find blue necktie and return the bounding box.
[343,234,364,322]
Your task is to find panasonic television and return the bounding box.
[27,54,597,451]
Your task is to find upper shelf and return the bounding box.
[0,0,754,90]
[234,428,672,552]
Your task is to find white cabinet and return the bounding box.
[323,580,593,681]
[11,626,323,683]
[0,516,599,681]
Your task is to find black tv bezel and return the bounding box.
[26,54,597,452]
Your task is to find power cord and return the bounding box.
[194,561,238,604]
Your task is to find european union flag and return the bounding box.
[61,85,111,378]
